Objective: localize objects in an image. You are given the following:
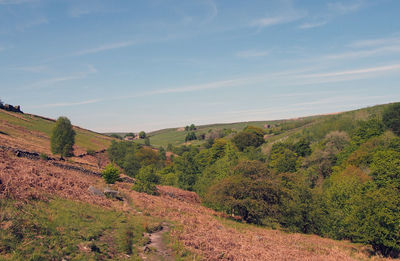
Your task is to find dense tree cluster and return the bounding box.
[106,103,400,257]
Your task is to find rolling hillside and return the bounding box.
[109,104,384,149]
[0,109,116,155]
[0,105,392,260]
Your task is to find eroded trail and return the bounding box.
[141,223,174,261]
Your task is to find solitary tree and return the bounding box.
[139,131,146,139]
[51,116,75,158]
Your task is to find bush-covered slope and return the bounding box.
[110,102,400,258]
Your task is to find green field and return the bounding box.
[108,120,290,148]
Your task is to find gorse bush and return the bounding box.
[102,163,120,184]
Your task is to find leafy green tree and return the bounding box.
[348,185,400,257]
[102,163,120,184]
[144,137,150,146]
[158,165,177,186]
[174,149,200,191]
[139,131,146,139]
[293,138,312,157]
[185,132,197,142]
[189,124,196,130]
[132,165,160,195]
[232,131,264,151]
[370,150,400,188]
[321,166,369,239]
[123,153,141,177]
[206,171,282,225]
[352,119,385,145]
[383,103,400,136]
[107,141,137,168]
[269,147,298,173]
[136,147,159,167]
[50,116,76,158]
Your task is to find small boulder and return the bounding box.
[104,188,123,201]
[88,186,105,197]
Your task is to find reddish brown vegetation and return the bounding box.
[0,148,110,207]
[0,146,387,260]
[122,186,380,261]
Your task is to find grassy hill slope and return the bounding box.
[111,105,383,149]
[0,109,116,155]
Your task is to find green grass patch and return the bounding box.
[0,198,147,260]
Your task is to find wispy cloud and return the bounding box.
[72,41,135,56]
[328,0,365,14]
[324,45,400,60]
[30,99,102,109]
[251,13,305,28]
[69,6,94,18]
[349,36,400,48]
[299,1,365,30]
[13,65,47,73]
[236,50,269,58]
[203,0,218,23]
[113,64,400,100]
[300,64,400,79]
[25,65,97,89]
[298,21,327,29]
[17,17,48,31]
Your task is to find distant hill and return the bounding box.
[106,103,388,148]
[0,109,116,155]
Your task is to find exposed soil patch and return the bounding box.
[141,222,174,261]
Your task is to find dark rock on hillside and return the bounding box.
[104,188,123,200]
[2,104,23,113]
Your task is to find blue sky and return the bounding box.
[1,0,400,132]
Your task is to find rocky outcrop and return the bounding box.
[1,104,23,113]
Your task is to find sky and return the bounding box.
[1,0,400,132]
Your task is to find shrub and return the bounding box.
[102,163,120,184]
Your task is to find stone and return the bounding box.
[104,188,123,200]
[88,186,105,197]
